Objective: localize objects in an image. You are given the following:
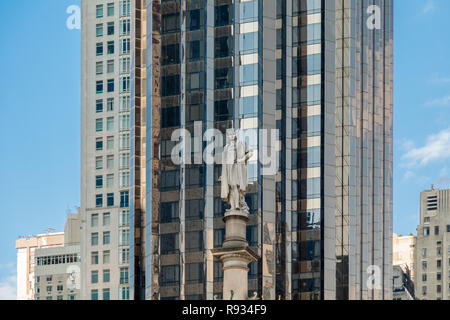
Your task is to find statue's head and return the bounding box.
[226,129,236,143]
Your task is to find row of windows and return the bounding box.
[95,95,130,114]
[91,287,129,300]
[90,268,128,285]
[95,134,130,151]
[95,172,130,189]
[95,191,129,208]
[95,19,130,38]
[96,77,130,94]
[95,115,130,132]
[91,210,130,228]
[96,57,131,75]
[35,294,76,301]
[96,39,130,56]
[36,254,79,266]
[423,225,450,236]
[91,248,129,265]
[96,153,130,170]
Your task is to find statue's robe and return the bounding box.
[221,140,250,201]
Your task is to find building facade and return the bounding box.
[16,232,64,300]
[33,213,81,300]
[393,233,415,281]
[415,187,450,300]
[80,0,133,300]
[392,265,414,300]
[80,0,393,300]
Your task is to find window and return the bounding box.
[103,288,110,300]
[161,233,179,254]
[422,261,427,270]
[120,76,130,92]
[91,290,99,300]
[119,229,130,246]
[424,227,430,236]
[57,285,63,291]
[422,248,427,258]
[160,170,180,191]
[120,38,130,54]
[91,213,99,227]
[91,252,99,265]
[435,226,440,235]
[91,271,99,284]
[437,273,442,281]
[120,268,129,284]
[102,250,110,264]
[186,199,203,220]
[107,117,114,131]
[119,171,130,188]
[96,99,103,113]
[246,225,258,247]
[103,213,111,226]
[103,269,110,283]
[107,155,114,169]
[96,118,103,132]
[215,5,232,26]
[107,60,114,73]
[120,191,129,208]
[96,80,104,94]
[161,106,180,128]
[119,153,130,169]
[107,41,115,54]
[214,261,223,282]
[120,0,131,17]
[107,98,114,111]
[106,174,114,187]
[214,229,225,248]
[437,260,442,268]
[96,156,103,170]
[107,136,114,150]
[68,294,76,300]
[422,274,427,282]
[162,14,179,33]
[96,5,103,18]
[107,22,114,35]
[188,10,201,30]
[161,265,179,286]
[120,19,130,35]
[91,233,99,246]
[96,61,103,75]
[161,202,179,223]
[119,248,130,264]
[96,42,103,56]
[120,95,130,111]
[186,262,203,284]
[96,194,103,207]
[107,79,114,92]
[120,133,130,150]
[120,57,130,73]
[107,193,114,206]
[120,210,130,226]
[103,231,111,245]
[186,231,203,252]
[107,3,114,16]
[96,24,103,37]
[119,287,130,300]
[119,114,130,130]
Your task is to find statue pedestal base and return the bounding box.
[212,208,259,300]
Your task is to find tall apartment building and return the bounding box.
[33,213,81,300]
[16,232,64,300]
[81,0,133,300]
[415,187,450,300]
[80,0,393,300]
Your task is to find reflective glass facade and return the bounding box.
[126,0,393,300]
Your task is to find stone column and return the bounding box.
[212,209,259,300]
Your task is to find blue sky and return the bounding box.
[0,0,449,299]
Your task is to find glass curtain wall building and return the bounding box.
[79,0,393,300]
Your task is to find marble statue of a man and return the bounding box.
[220,129,253,212]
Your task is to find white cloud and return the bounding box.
[403,128,450,167]
[0,275,16,300]
[425,95,450,107]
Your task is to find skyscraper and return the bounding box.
[415,187,450,300]
[80,0,393,300]
[80,0,132,300]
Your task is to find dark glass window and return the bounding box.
[185,199,204,220]
[215,5,232,26]
[161,75,180,96]
[215,36,233,58]
[162,44,180,65]
[161,106,180,128]
[215,100,233,121]
[185,231,203,252]
[96,100,103,113]
[160,265,180,286]
[215,68,233,89]
[96,194,103,208]
[185,262,203,284]
[96,43,103,56]
[162,13,179,33]
[96,81,103,93]
[161,170,180,191]
[161,233,179,254]
[187,40,201,60]
[107,41,114,54]
[188,10,201,30]
[245,193,258,215]
[246,225,258,247]
[107,79,114,92]
[214,229,225,248]
[120,191,129,207]
[186,167,203,187]
[107,193,114,206]
[161,202,179,223]
[214,261,223,282]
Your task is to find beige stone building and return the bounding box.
[393,233,415,281]
[16,232,64,300]
[415,187,450,300]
